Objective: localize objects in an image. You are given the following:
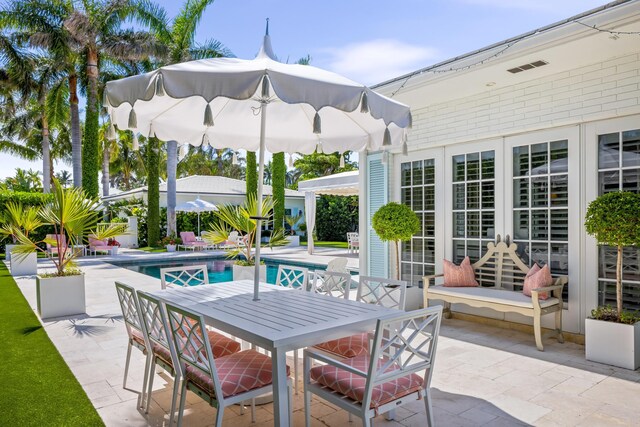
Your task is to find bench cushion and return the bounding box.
[427,285,559,309]
[443,256,479,287]
[523,264,552,300]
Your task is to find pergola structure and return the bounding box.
[297,171,359,254]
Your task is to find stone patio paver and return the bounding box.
[7,250,640,426]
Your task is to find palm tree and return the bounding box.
[143,0,232,236]
[0,0,83,188]
[62,0,166,198]
[3,168,42,192]
[55,170,72,187]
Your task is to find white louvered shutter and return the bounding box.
[367,153,388,278]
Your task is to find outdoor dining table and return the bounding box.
[150,279,399,427]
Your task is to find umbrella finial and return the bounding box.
[256,18,277,60]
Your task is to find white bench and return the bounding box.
[423,236,568,351]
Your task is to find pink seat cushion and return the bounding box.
[185,350,291,398]
[130,329,146,348]
[207,331,241,358]
[523,263,553,300]
[443,256,479,287]
[309,354,424,410]
[313,332,369,358]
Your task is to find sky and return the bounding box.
[0,0,609,179]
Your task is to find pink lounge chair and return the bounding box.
[178,232,208,251]
[46,234,69,257]
[88,235,110,256]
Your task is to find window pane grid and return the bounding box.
[597,129,640,310]
[452,151,495,267]
[401,159,436,287]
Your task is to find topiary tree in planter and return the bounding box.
[372,202,420,280]
[585,191,640,323]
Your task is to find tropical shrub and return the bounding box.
[372,202,420,279]
[585,191,640,323]
[0,192,54,252]
[316,195,358,241]
[12,182,127,276]
[272,152,286,231]
[146,137,161,247]
[285,213,304,235]
[246,151,257,199]
[202,196,287,265]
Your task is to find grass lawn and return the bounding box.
[301,241,349,249]
[0,264,104,426]
[137,246,167,253]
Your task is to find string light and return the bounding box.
[389,19,639,98]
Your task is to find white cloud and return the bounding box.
[321,39,439,86]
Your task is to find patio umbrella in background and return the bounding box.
[104,21,412,301]
[174,197,218,235]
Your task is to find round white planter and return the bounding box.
[232,264,266,281]
[585,317,640,370]
[10,252,37,276]
[166,244,177,252]
[109,246,119,256]
[5,244,16,261]
[36,273,86,319]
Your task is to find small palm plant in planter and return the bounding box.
[0,202,43,274]
[284,213,304,246]
[12,181,127,319]
[202,196,287,280]
[584,191,640,369]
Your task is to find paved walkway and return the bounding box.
[8,252,640,426]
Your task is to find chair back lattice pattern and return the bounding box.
[164,302,222,398]
[136,290,174,355]
[312,271,352,299]
[115,281,145,341]
[160,265,209,289]
[473,235,529,290]
[356,276,408,310]
[364,306,443,410]
[276,265,309,290]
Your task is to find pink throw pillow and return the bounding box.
[443,256,479,287]
[523,263,553,300]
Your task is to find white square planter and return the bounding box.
[585,318,640,370]
[5,244,16,261]
[166,245,177,252]
[405,286,424,311]
[286,236,300,247]
[36,274,86,319]
[10,252,37,276]
[232,264,266,281]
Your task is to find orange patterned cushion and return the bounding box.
[207,331,241,358]
[309,354,423,411]
[130,329,146,347]
[523,263,553,300]
[185,350,291,399]
[313,333,369,358]
[443,256,479,287]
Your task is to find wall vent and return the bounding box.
[507,60,548,74]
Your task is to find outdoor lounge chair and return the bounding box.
[311,276,407,360]
[164,301,293,426]
[178,231,208,251]
[218,231,247,250]
[347,232,359,254]
[326,257,349,274]
[88,235,110,256]
[136,290,242,423]
[45,234,69,257]
[303,306,443,427]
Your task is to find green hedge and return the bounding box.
[272,152,285,231]
[0,191,55,253]
[82,105,100,198]
[316,195,359,241]
[246,151,257,199]
[146,137,161,247]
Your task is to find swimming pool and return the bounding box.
[110,256,355,285]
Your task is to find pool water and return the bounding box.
[111,256,351,285]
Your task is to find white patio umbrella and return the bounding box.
[104,24,412,301]
[174,197,218,235]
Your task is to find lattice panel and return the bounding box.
[115,283,142,330]
[312,272,351,299]
[357,277,406,310]
[276,265,308,290]
[166,306,212,375]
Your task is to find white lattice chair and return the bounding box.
[311,276,408,362]
[164,302,293,427]
[276,264,309,290]
[115,282,151,409]
[160,265,209,289]
[347,232,359,254]
[304,306,443,427]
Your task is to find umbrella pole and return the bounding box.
[198,212,201,236]
[253,102,268,301]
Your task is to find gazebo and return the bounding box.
[297,170,359,254]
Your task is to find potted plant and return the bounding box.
[161,234,182,252]
[12,182,127,319]
[584,191,640,370]
[372,202,422,310]
[0,202,42,274]
[202,196,287,281]
[284,213,304,246]
[107,238,121,255]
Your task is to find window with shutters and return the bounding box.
[597,129,640,311]
[367,154,388,278]
[400,159,436,286]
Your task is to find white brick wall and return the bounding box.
[407,53,640,151]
